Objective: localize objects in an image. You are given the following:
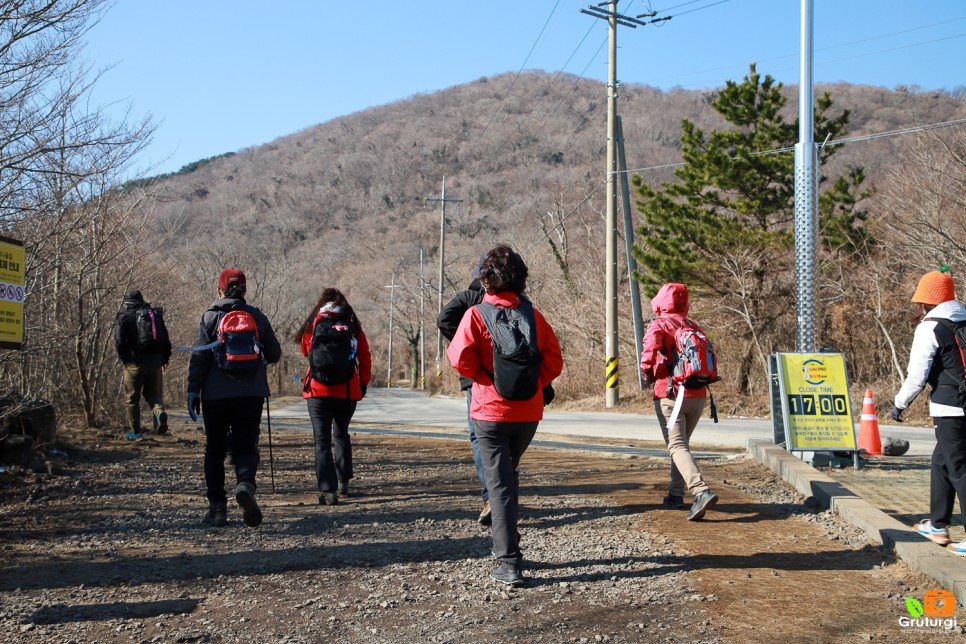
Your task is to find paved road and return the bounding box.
[271,386,937,455]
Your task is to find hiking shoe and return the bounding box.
[320,492,339,506]
[125,432,142,441]
[478,499,492,526]
[234,482,262,527]
[663,495,686,510]
[490,562,525,587]
[946,539,966,556]
[337,480,349,496]
[202,502,228,527]
[686,490,718,521]
[155,410,168,435]
[915,519,951,546]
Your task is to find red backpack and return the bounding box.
[659,317,720,389]
[213,306,262,372]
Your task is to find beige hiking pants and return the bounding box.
[655,395,710,499]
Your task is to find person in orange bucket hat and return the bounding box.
[892,267,966,554]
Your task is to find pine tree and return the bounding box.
[631,64,871,394]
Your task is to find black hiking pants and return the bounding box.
[930,416,966,530]
[203,396,263,504]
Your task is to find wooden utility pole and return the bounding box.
[385,273,399,387]
[580,2,665,407]
[426,177,462,379]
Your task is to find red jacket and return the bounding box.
[447,291,563,422]
[640,283,707,400]
[300,312,372,400]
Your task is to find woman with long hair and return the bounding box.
[447,244,563,587]
[296,287,372,506]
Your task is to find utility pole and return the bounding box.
[580,2,654,408]
[419,247,426,390]
[385,273,399,387]
[616,115,645,391]
[426,176,462,380]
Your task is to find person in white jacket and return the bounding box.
[892,268,966,555]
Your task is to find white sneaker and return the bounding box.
[947,539,966,556]
[914,519,951,546]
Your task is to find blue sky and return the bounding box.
[84,0,966,177]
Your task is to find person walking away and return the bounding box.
[640,283,718,521]
[447,244,563,587]
[891,268,966,555]
[187,268,282,528]
[297,287,372,506]
[437,258,491,525]
[114,289,172,438]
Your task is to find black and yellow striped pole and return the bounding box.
[606,356,619,391]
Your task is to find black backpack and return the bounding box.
[476,300,542,400]
[929,317,966,393]
[308,318,357,385]
[132,306,168,354]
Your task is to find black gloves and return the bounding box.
[891,406,903,422]
[187,392,201,422]
[542,384,555,406]
[359,384,367,399]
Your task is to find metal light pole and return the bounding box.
[794,0,818,352]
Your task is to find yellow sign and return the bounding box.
[0,236,25,350]
[776,353,856,451]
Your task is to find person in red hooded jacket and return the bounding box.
[296,287,372,506]
[640,283,718,521]
[447,244,563,587]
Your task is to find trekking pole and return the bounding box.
[266,395,276,494]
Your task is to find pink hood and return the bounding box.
[650,283,689,316]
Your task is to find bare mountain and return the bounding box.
[139,70,966,402]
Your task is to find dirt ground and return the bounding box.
[0,412,958,643]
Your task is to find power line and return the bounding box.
[639,17,966,89]
[468,0,562,149]
[524,116,966,252]
[661,0,731,19]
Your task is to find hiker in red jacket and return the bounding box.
[447,244,563,587]
[640,283,718,521]
[297,287,372,506]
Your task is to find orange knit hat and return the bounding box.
[911,269,956,305]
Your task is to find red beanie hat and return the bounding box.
[911,269,955,306]
[218,268,246,291]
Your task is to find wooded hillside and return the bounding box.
[16,68,966,425]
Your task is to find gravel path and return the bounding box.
[0,414,949,642]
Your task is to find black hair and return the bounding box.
[223,282,247,299]
[479,244,528,295]
[294,287,362,343]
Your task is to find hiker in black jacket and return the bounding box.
[437,265,491,525]
[113,290,172,437]
[188,268,282,528]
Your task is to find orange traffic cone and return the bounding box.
[857,388,882,456]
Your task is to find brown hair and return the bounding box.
[478,244,528,295]
[294,287,362,342]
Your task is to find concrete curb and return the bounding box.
[747,438,966,607]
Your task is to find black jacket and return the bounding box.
[187,297,282,400]
[437,280,485,391]
[113,301,172,367]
